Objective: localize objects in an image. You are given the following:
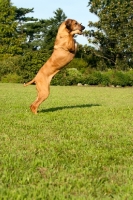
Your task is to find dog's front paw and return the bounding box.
[71,30,82,36]
[76,30,82,35]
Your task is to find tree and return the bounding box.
[0,0,25,59]
[84,0,133,69]
[19,8,67,82]
[14,7,44,51]
[18,8,67,52]
[40,8,67,52]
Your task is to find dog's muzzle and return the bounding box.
[81,25,85,30]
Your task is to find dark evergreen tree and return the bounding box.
[19,8,67,82]
[39,8,67,52]
[0,0,25,59]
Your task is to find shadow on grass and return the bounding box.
[39,104,101,113]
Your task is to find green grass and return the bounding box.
[0,83,133,200]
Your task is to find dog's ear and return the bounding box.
[65,19,72,30]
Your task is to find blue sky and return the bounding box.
[11,0,98,45]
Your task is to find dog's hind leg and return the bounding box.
[30,82,50,114]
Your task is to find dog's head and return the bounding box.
[65,19,85,32]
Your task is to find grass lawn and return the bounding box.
[0,83,133,199]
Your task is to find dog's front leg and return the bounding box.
[70,30,82,36]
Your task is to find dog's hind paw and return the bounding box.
[30,105,38,114]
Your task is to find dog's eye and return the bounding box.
[75,22,77,25]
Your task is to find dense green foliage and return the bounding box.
[1,84,133,199]
[51,68,133,87]
[0,0,25,57]
[0,0,133,85]
[85,0,133,69]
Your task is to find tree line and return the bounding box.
[0,0,133,86]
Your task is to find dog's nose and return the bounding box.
[82,25,85,30]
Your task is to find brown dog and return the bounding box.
[24,19,85,114]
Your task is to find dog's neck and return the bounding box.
[54,21,76,52]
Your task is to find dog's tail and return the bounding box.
[24,78,35,87]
